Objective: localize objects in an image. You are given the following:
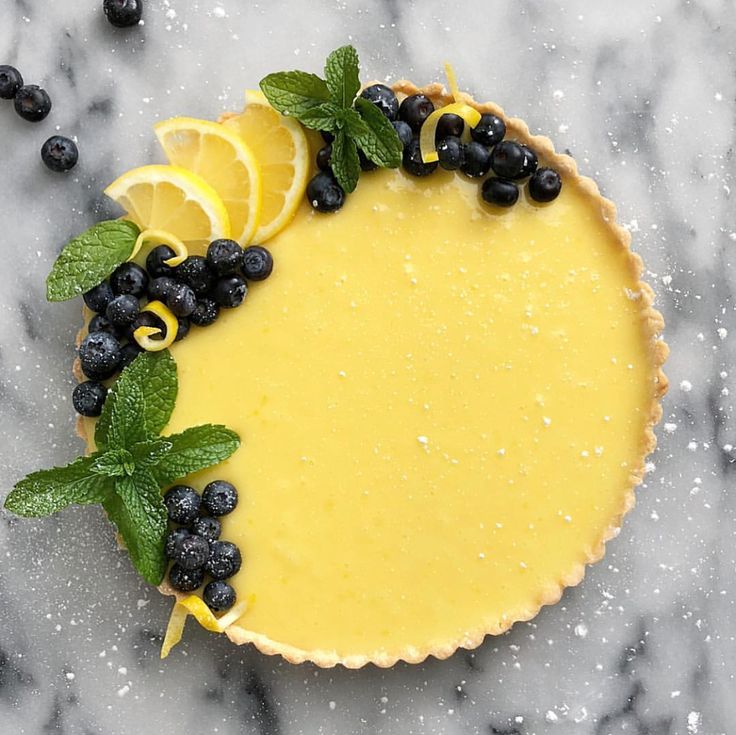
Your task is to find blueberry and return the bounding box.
[205,541,242,580]
[242,246,273,282]
[0,65,23,100]
[119,341,142,369]
[321,130,334,144]
[481,177,519,208]
[41,136,78,173]
[110,262,148,297]
[207,239,243,277]
[306,172,345,213]
[89,313,120,337]
[168,564,204,592]
[470,113,506,147]
[528,167,562,202]
[105,294,139,327]
[519,144,538,177]
[146,245,176,278]
[83,282,114,314]
[165,527,191,559]
[103,0,143,27]
[436,136,464,171]
[398,94,434,133]
[316,144,332,171]
[435,113,464,141]
[166,282,197,317]
[175,317,190,341]
[460,141,492,178]
[191,516,221,543]
[189,298,220,327]
[14,85,51,122]
[203,580,236,612]
[392,120,413,149]
[171,534,209,570]
[360,84,399,121]
[147,276,176,303]
[202,480,238,516]
[490,140,530,180]
[211,275,247,308]
[163,485,201,525]
[402,137,438,177]
[358,149,378,171]
[175,256,214,296]
[78,331,122,380]
[72,381,108,417]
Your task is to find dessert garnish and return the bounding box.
[103,0,143,28]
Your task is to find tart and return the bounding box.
[8,49,667,670]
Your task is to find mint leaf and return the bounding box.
[149,425,240,487]
[96,351,177,450]
[5,455,113,517]
[106,381,149,450]
[130,438,173,469]
[354,97,403,168]
[105,469,167,586]
[297,102,341,132]
[331,129,360,193]
[324,45,360,109]
[91,449,135,478]
[46,220,140,302]
[259,71,330,120]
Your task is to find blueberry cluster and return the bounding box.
[306,84,561,212]
[73,240,273,417]
[164,481,241,612]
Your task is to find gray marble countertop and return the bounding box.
[0,0,733,733]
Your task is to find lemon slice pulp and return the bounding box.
[155,117,263,246]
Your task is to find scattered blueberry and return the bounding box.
[166,282,197,317]
[189,298,220,327]
[14,85,51,122]
[175,317,190,341]
[306,172,345,213]
[460,141,492,178]
[146,245,176,278]
[435,113,464,141]
[360,84,399,121]
[175,256,214,296]
[168,563,205,592]
[191,516,221,544]
[78,331,122,380]
[470,113,506,147]
[392,120,413,149]
[205,541,242,580]
[519,144,538,177]
[203,580,236,611]
[490,140,530,180]
[119,341,142,369]
[89,313,120,337]
[163,485,201,525]
[398,94,434,133]
[436,136,464,171]
[202,480,238,517]
[105,294,139,327]
[172,534,209,570]
[316,144,332,171]
[0,65,23,100]
[84,281,114,314]
[110,262,148,298]
[72,381,108,417]
[242,246,273,281]
[402,137,438,177]
[211,275,247,308]
[165,527,191,559]
[147,275,176,303]
[207,239,243,277]
[41,136,78,173]
[528,167,562,202]
[481,177,519,208]
[358,148,378,171]
[103,0,143,28]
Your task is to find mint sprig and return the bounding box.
[260,44,403,193]
[46,220,140,302]
[4,351,240,585]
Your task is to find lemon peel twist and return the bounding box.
[133,300,179,352]
[129,228,189,267]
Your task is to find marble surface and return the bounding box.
[0,0,733,732]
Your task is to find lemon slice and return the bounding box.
[154,117,262,246]
[104,164,230,254]
[222,90,310,243]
